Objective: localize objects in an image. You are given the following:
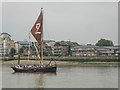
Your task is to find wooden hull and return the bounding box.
[11,64,57,73]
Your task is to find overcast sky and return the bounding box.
[2,2,118,45]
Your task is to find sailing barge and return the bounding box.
[11,8,57,73]
[11,63,57,73]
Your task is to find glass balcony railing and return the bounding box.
[54,50,61,51]
[54,53,61,54]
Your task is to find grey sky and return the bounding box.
[2,2,118,45]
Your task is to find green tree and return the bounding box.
[71,44,80,48]
[9,48,16,57]
[96,38,114,46]
[19,47,24,54]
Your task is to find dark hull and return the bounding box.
[11,64,57,73]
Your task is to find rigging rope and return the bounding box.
[30,32,41,63]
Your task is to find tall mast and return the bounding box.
[28,33,31,65]
[30,8,44,65]
[40,8,43,65]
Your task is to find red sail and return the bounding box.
[31,8,43,44]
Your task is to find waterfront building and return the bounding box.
[0,38,4,56]
[22,47,32,56]
[94,46,120,56]
[71,45,99,56]
[44,40,56,55]
[71,45,120,57]
[30,41,53,56]
[103,46,120,56]
[44,45,53,56]
[54,42,69,56]
[0,33,15,57]
[15,41,30,53]
[95,47,114,56]
[44,40,56,47]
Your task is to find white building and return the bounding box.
[0,33,14,57]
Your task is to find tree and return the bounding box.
[9,48,16,57]
[19,47,24,54]
[96,38,114,46]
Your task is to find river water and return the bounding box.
[2,64,118,88]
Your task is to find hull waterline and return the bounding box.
[11,64,57,73]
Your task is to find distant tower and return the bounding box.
[3,39,8,56]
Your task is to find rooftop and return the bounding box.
[104,46,120,50]
[0,32,11,37]
[54,42,68,46]
[15,41,29,45]
[71,45,99,49]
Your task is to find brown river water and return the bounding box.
[1,62,118,88]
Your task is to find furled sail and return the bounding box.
[31,8,43,44]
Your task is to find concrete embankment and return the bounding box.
[1,56,120,67]
[1,56,119,60]
[1,60,120,67]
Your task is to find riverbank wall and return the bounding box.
[1,56,119,62]
[1,60,120,67]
